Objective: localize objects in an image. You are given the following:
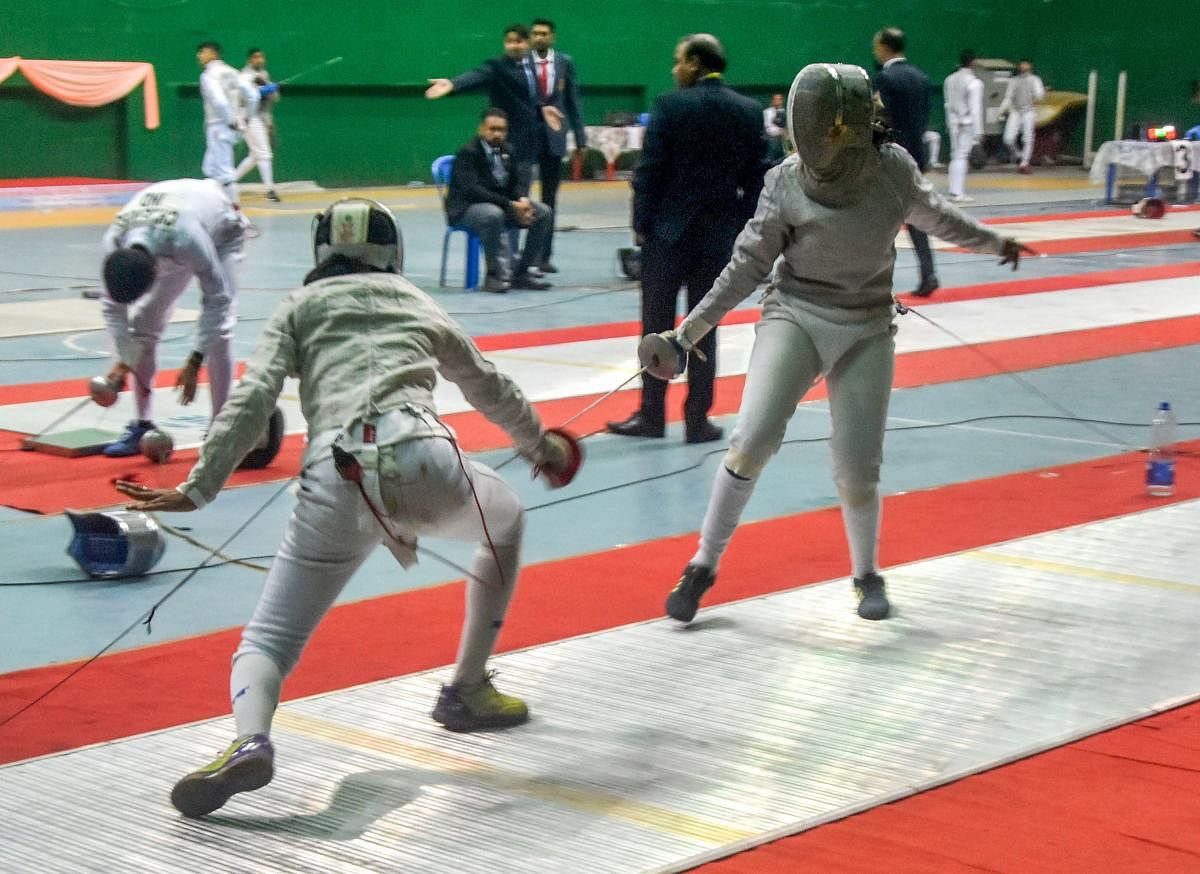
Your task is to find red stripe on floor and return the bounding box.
[1,440,1197,764]
[948,229,1199,255]
[982,203,1200,225]
[3,261,1198,410]
[4,314,1200,514]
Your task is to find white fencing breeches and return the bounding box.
[203,123,240,199]
[948,123,976,196]
[230,438,524,735]
[696,310,895,576]
[235,116,274,188]
[1003,109,1037,166]
[125,256,236,421]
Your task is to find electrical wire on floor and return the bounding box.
[0,478,293,731]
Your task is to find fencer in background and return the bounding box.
[243,48,280,150]
[197,41,255,202]
[117,199,578,819]
[944,50,984,202]
[1000,59,1045,173]
[236,48,280,202]
[99,178,247,457]
[640,64,1031,626]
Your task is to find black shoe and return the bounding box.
[511,272,552,290]
[265,190,281,203]
[482,275,511,293]
[536,261,559,274]
[607,411,665,438]
[685,420,724,444]
[666,564,716,623]
[853,572,892,620]
[911,277,939,298]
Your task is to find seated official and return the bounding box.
[445,107,553,293]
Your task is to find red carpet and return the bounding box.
[2,440,1197,764]
[4,313,1200,514]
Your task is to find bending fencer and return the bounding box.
[100,178,248,457]
[117,199,579,818]
[638,64,1032,624]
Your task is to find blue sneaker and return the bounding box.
[103,420,154,458]
[170,734,275,818]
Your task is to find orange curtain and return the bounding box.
[0,57,159,129]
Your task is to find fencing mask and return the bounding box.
[66,510,166,579]
[311,198,404,272]
[787,63,879,207]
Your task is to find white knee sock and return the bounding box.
[230,650,284,737]
[691,466,756,571]
[235,155,254,182]
[452,541,520,685]
[205,338,235,417]
[258,159,274,189]
[839,491,881,579]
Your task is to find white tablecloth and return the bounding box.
[1090,140,1200,183]
[568,125,645,163]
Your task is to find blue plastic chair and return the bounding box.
[432,155,483,290]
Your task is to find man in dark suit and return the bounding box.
[427,24,546,202]
[527,17,587,274]
[607,34,768,444]
[444,108,553,293]
[872,27,939,297]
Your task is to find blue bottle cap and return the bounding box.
[1159,401,1171,411]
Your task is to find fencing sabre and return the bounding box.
[278,56,344,85]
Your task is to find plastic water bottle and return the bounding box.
[1146,402,1177,497]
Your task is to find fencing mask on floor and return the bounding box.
[66,510,166,579]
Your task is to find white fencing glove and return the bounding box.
[638,330,689,381]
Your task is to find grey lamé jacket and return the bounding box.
[678,145,1005,343]
[180,272,545,507]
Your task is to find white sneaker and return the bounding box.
[949,193,975,204]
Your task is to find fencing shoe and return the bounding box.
[853,572,892,620]
[170,734,275,818]
[665,564,716,623]
[103,420,155,458]
[432,672,529,732]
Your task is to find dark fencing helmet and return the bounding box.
[102,246,157,303]
[311,198,404,273]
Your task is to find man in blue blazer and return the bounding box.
[527,18,586,273]
[872,27,939,297]
[607,34,768,444]
[427,25,544,200]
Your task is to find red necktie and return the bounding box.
[538,59,549,98]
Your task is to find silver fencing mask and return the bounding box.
[66,510,166,579]
[786,63,878,207]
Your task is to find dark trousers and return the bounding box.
[456,201,553,279]
[535,151,563,260]
[638,232,729,426]
[908,226,935,284]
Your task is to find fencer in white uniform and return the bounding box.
[944,51,984,202]
[116,199,578,818]
[1000,60,1045,172]
[235,60,279,201]
[100,178,246,457]
[639,64,1031,624]
[197,41,255,201]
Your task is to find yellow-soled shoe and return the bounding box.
[432,673,529,732]
[170,733,274,818]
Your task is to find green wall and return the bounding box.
[2,0,1192,185]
